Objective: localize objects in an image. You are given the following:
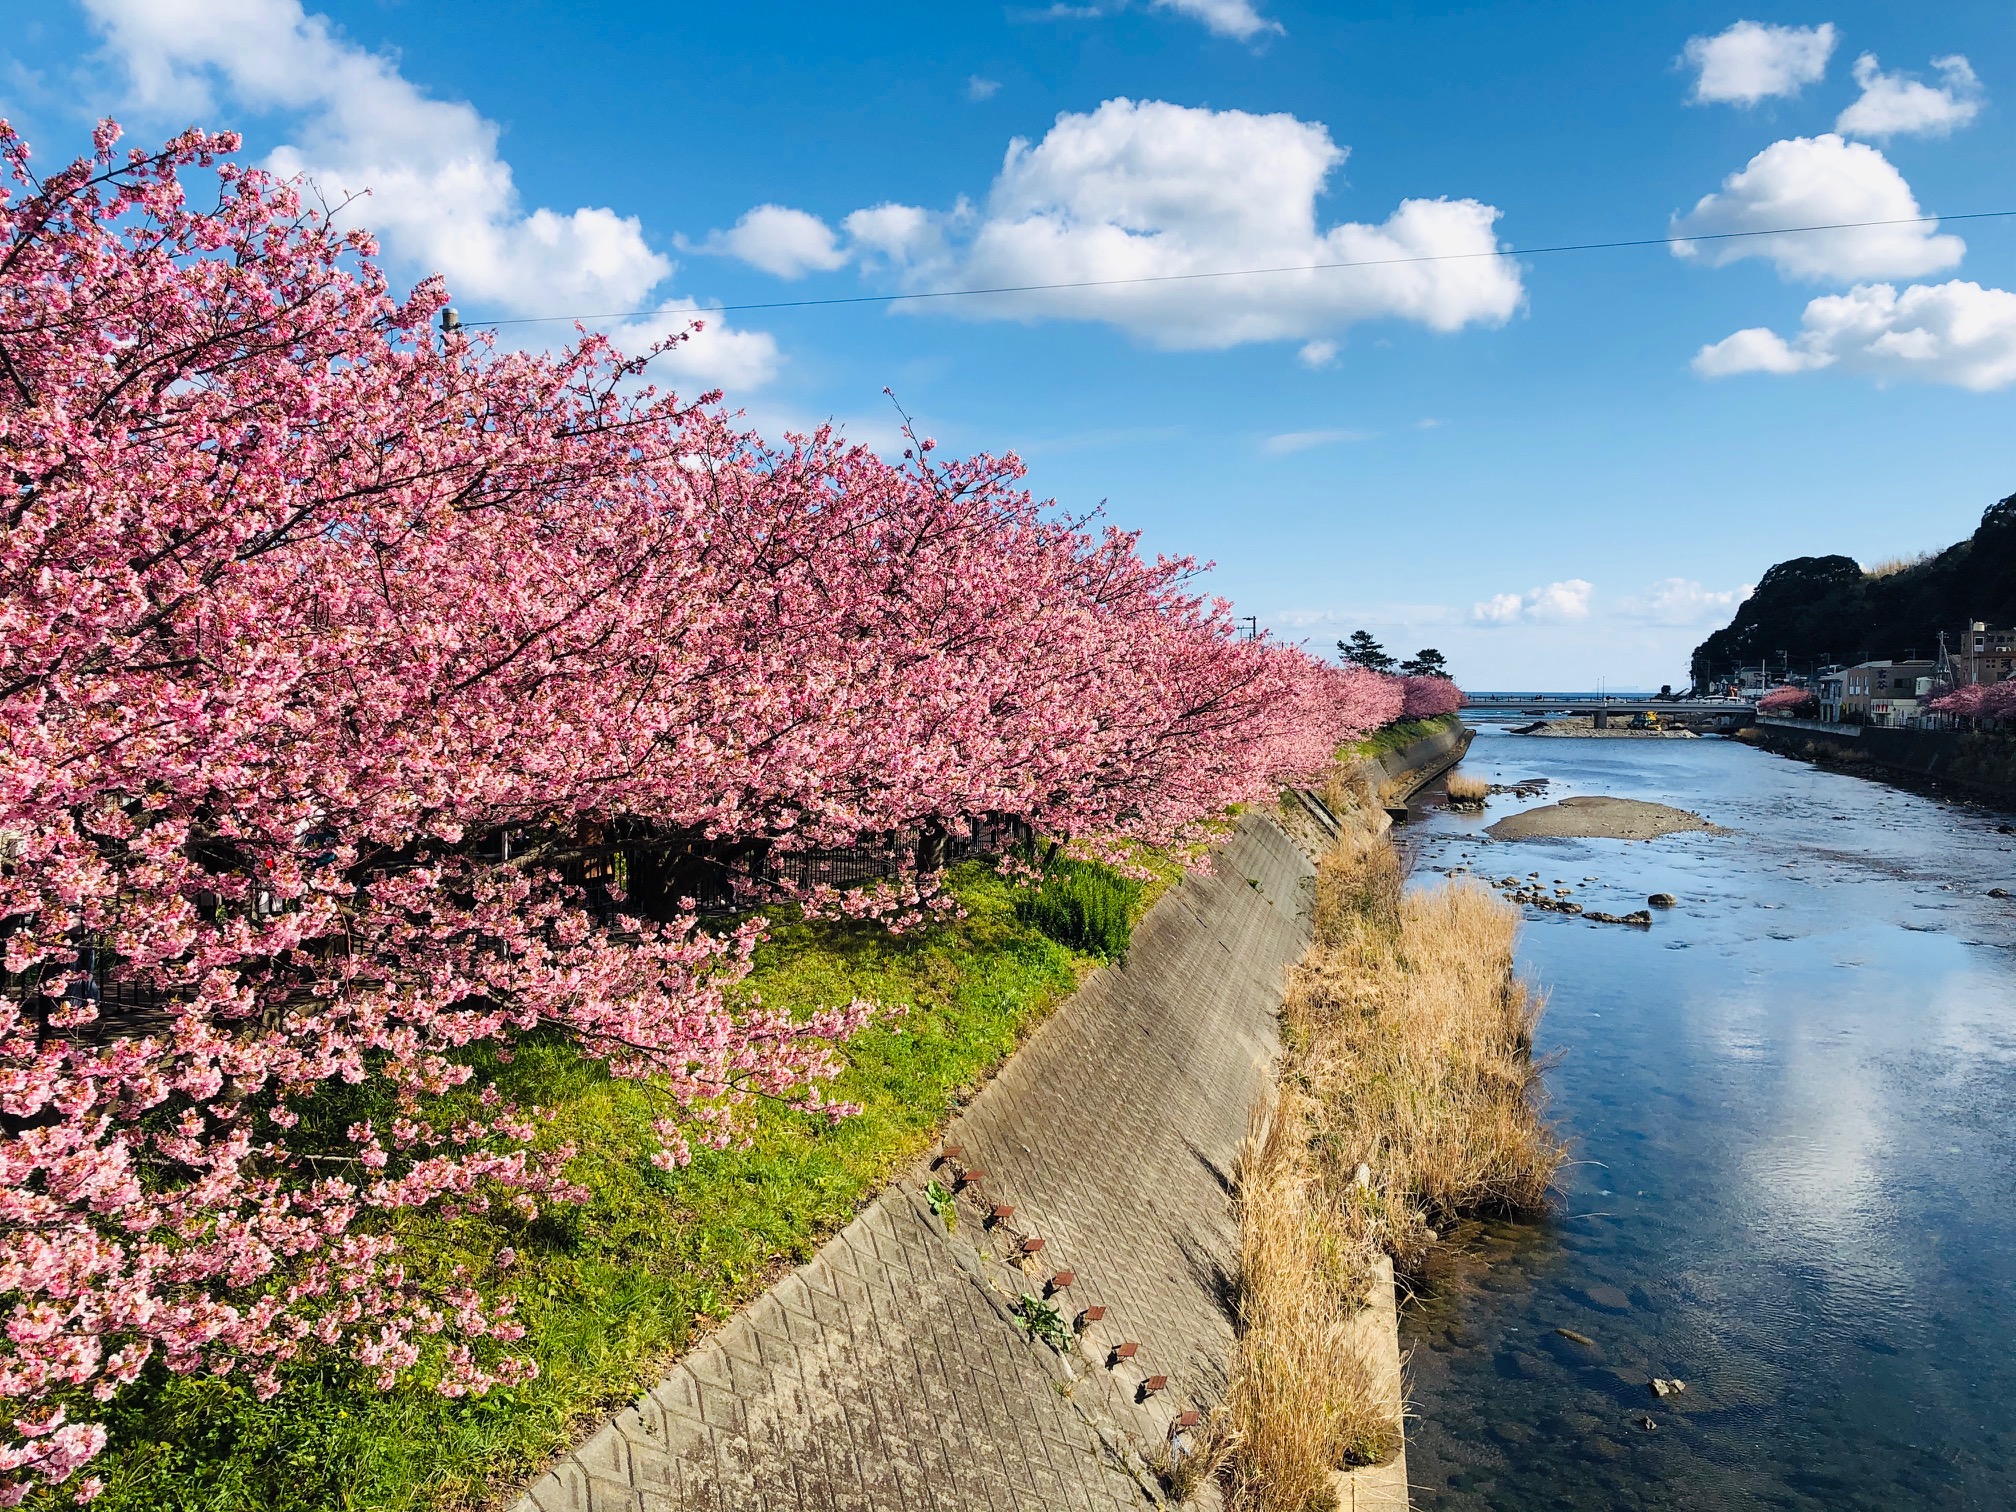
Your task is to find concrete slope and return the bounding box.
[511,813,1318,1512]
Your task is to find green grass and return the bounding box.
[1341,712,1462,762]
[80,855,1161,1512]
[1015,857,1143,960]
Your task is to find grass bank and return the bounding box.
[1342,711,1462,762]
[1225,792,1562,1511]
[85,850,1181,1512]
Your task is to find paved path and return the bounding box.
[513,812,1322,1512]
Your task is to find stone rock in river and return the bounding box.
[1648,893,1677,908]
[1581,1285,1632,1312]
[1650,1377,1686,1397]
[1497,1349,1548,1379]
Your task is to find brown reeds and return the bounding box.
[1225,1091,1395,1510]
[1221,784,1564,1510]
[1444,772,1490,806]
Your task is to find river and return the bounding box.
[1402,727,2016,1510]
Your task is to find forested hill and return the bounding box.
[1692,492,2016,685]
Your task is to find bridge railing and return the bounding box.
[1462,695,1755,710]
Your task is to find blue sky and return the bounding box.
[4,0,2012,688]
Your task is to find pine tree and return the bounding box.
[1399,647,1451,678]
[1339,630,1396,674]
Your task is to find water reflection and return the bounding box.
[1402,730,2016,1510]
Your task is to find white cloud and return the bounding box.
[1836,53,1984,140]
[799,98,1521,354]
[1297,339,1339,368]
[81,0,779,389]
[1472,579,1593,626]
[1617,578,1755,625]
[1693,326,1826,377]
[1682,20,1838,106]
[843,201,955,264]
[1671,134,1963,282]
[1149,0,1281,41]
[967,75,1002,101]
[1261,427,1372,455]
[1694,280,2016,391]
[602,310,787,393]
[696,204,849,279]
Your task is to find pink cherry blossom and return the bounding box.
[1755,685,1814,713]
[1929,680,2016,724]
[1399,675,1463,719]
[0,121,1441,1498]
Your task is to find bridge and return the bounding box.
[1461,694,1756,730]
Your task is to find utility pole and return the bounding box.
[1239,615,1258,642]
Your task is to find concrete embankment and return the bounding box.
[514,813,1324,1512]
[1375,717,1474,806]
[1754,718,2016,805]
[512,736,1465,1512]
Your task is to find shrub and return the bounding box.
[1015,859,1141,959]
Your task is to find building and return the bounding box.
[1954,622,2016,687]
[1840,659,1936,726]
[1816,667,1846,724]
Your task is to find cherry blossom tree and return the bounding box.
[0,121,1421,1501]
[1755,684,1817,714]
[1929,681,2016,725]
[1399,674,1464,719]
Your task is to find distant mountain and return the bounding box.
[1692,492,2016,686]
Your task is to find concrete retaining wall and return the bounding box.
[1754,718,2016,804]
[514,813,1322,1512]
[512,733,1462,1512]
[1373,718,1475,807]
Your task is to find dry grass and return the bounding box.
[1444,772,1489,806]
[1863,550,1936,578]
[1319,763,1380,823]
[1285,836,1560,1268]
[1221,778,1563,1511]
[1224,1093,1395,1509]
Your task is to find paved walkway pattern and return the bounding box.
[513,812,1324,1512]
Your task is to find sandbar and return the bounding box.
[1486,795,1725,841]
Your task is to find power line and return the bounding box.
[464,210,2016,329]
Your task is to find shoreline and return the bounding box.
[1749,718,2016,809]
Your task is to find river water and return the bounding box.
[1402,728,2016,1511]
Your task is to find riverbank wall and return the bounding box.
[513,730,1466,1512]
[1753,717,2016,806]
[514,811,1316,1512]
[1373,716,1474,806]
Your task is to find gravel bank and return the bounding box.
[1517,717,1699,739]
[1486,795,1726,841]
